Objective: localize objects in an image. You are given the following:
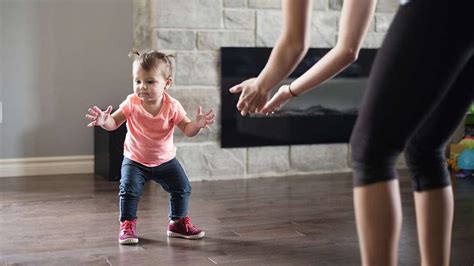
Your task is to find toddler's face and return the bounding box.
[132,63,169,103]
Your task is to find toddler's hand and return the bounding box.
[86,105,113,127]
[260,85,294,115]
[194,106,215,129]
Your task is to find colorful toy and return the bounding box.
[456,148,474,178]
[447,156,459,173]
[459,138,474,148]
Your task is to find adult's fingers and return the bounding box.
[236,89,248,111]
[229,84,243,93]
[238,92,258,115]
[248,106,258,114]
[260,97,280,114]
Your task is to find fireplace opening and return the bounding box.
[221,47,377,148]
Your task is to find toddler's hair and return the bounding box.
[129,49,174,79]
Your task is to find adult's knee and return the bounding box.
[350,136,400,187]
[404,145,450,191]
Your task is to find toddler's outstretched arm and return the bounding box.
[177,106,215,137]
[85,105,126,131]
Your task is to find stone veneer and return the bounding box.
[133,0,402,181]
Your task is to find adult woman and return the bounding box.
[229,0,473,265]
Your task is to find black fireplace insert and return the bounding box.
[221,47,377,148]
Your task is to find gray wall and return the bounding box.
[0,0,133,158]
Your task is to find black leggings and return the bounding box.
[350,0,474,191]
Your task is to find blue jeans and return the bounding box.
[119,157,191,221]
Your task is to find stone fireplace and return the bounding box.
[132,0,399,181]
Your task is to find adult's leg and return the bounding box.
[405,58,474,265]
[350,0,473,264]
[353,180,402,266]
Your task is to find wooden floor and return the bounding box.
[0,171,473,265]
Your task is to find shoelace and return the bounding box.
[121,220,136,235]
[182,217,196,232]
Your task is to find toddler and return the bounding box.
[86,50,215,244]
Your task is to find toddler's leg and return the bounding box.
[119,158,148,221]
[152,158,191,220]
[153,158,204,239]
[118,158,149,244]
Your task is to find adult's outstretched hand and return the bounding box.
[229,78,271,116]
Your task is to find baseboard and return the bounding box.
[0,155,94,178]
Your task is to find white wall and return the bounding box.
[0,0,133,159]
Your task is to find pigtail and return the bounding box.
[164,54,175,79]
[128,48,141,59]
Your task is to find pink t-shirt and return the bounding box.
[119,92,186,167]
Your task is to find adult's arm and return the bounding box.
[229,0,313,115]
[261,0,377,114]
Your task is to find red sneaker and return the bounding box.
[167,217,205,239]
[119,219,138,244]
